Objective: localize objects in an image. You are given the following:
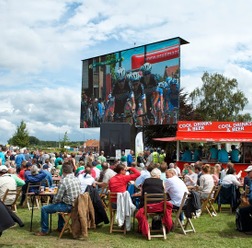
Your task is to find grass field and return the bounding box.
[0,206,251,248]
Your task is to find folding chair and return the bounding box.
[2,187,22,213]
[143,192,167,240]
[99,184,108,209]
[201,185,221,217]
[25,182,41,210]
[173,192,196,235]
[108,191,126,234]
[217,184,240,213]
[57,212,72,239]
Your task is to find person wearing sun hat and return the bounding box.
[243,165,252,206]
[0,165,17,205]
[244,165,252,190]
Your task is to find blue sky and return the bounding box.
[1,0,252,144]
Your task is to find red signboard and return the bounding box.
[131,45,179,69]
[177,121,252,133]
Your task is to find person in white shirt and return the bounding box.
[184,165,198,189]
[198,164,214,199]
[165,169,188,207]
[78,167,96,193]
[0,165,16,205]
[221,167,241,186]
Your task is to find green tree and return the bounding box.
[29,136,40,145]
[8,120,30,147]
[60,131,69,152]
[189,72,252,121]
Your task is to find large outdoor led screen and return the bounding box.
[80,37,188,128]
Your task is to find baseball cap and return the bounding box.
[26,162,32,168]
[244,165,252,172]
[0,165,8,173]
[43,164,49,169]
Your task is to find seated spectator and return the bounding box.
[182,163,189,177]
[184,165,198,189]
[96,162,116,188]
[139,168,164,208]
[221,167,241,187]
[210,165,219,186]
[160,162,168,181]
[75,161,85,177]
[20,165,47,206]
[18,161,27,181]
[108,163,140,193]
[41,164,53,187]
[197,164,214,200]
[35,162,81,236]
[8,167,25,187]
[0,165,17,205]
[78,167,96,193]
[24,162,32,180]
[135,163,154,188]
[165,169,188,208]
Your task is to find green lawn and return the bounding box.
[0,206,251,248]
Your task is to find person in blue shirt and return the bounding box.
[230,145,240,163]
[208,145,218,162]
[181,146,192,162]
[15,149,25,173]
[193,145,203,162]
[0,146,7,165]
[127,150,134,167]
[218,144,229,163]
[41,164,53,187]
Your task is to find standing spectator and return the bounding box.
[208,145,218,162]
[127,150,134,167]
[15,150,25,173]
[152,148,159,164]
[98,151,107,163]
[35,162,81,236]
[218,144,229,163]
[230,145,240,163]
[244,165,252,190]
[159,149,166,163]
[193,145,203,162]
[120,151,127,166]
[181,146,192,162]
[0,146,7,165]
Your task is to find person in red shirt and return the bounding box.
[109,163,140,193]
[18,161,27,180]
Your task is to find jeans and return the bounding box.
[41,203,72,233]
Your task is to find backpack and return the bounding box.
[236,206,252,232]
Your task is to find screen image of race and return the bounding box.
[80,37,183,128]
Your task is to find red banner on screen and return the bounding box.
[177,121,252,132]
[131,45,180,69]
